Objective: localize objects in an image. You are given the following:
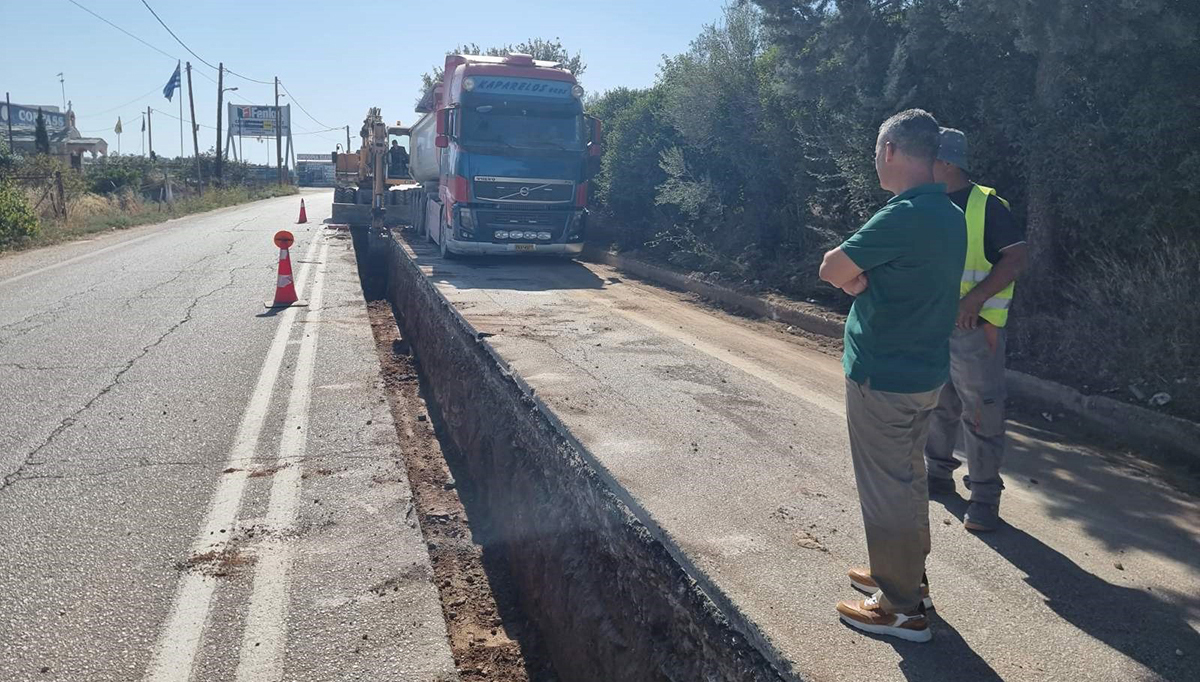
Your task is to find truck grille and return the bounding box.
[478,210,568,241]
[473,177,573,203]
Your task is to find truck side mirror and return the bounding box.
[436,108,447,135]
[435,134,449,149]
[586,115,603,157]
[331,151,338,164]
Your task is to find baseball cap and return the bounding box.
[937,127,969,172]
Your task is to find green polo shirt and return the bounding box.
[840,183,966,393]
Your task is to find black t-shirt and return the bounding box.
[948,184,1024,264]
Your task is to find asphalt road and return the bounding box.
[404,236,1200,682]
[0,190,456,681]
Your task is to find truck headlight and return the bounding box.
[571,84,584,98]
[537,232,551,240]
[458,207,475,230]
[463,77,477,92]
[567,212,585,239]
[494,230,509,240]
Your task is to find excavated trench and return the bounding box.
[353,226,792,682]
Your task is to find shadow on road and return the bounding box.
[933,494,1196,681]
[840,614,1003,681]
[400,232,606,292]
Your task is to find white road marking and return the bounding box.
[0,232,162,287]
[234,241,329,681]
[142,233,323,682]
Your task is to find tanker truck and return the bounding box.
[409,53,602,257]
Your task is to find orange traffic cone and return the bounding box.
[296,199,308,224]
[266,231,308,308]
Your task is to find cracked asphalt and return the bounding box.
[0,190,454,681]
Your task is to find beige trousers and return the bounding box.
[845,377,942,612]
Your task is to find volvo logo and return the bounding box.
[518,186,530,197]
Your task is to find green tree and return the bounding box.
[34,108,50,155]
[950,0,1199,294]
[416,38,587,107]
[589,87,677,249]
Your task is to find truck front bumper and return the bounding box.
[443,239,584,256]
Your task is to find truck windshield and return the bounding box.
[461,107,583,151]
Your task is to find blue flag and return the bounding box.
[163,63,181,102]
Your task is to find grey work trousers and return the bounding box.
[924,325,1008,505]
[845,377,942,613]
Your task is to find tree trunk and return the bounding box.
[1018,50,1060,313]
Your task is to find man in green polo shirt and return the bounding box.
[818,108,966,642]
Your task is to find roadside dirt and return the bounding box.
[365,299,559,682]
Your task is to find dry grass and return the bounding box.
[3,184,298,253]
[1012,238,1200,420]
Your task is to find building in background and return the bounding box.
[1,102,109,166]
[295,153,334,187]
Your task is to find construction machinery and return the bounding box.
[331,108,417,230]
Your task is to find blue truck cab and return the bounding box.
[409,53,601,257]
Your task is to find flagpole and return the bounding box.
[178,62,183,160]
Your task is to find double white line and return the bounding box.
[144,235,330,682]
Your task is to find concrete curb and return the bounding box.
[580,246,1200,460]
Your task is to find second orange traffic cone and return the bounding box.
[296,199,308,224]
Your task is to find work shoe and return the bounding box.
[848,568,934,610]
[964,502,1001,532]
[928,475,956,497]
[837,594,931,643]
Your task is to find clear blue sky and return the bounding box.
[0,0,729,160]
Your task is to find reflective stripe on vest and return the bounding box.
[960,184,1015,327]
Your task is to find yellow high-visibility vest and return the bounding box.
[961,184,1015,327]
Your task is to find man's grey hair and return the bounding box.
[877,109,941,163]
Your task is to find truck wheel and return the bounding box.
[416,195,429,238]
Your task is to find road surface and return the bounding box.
[402,234,1200,682]
[0,190,456,681]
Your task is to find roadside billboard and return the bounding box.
[228,104,290,137]
[1,103,69,137]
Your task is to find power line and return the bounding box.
[278,80,334,129]
[75,86,163,119]
[140,0,274,85]
[151,106,216,131]
[139,0,218,70]
[224,68,274,86]
[66,0,178,63]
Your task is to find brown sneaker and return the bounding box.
[848,568,934,610]
[837,595,932,642]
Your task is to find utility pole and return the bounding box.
[274,77,284,185]
[57,73,65,111]
[215,63,224,183]
[345,125,351,154]
[5,93,13,151]
[186,62,202,193]
[147,106,153,158]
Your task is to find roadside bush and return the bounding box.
[1013,239,1200,406]
[0,181,39,247]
